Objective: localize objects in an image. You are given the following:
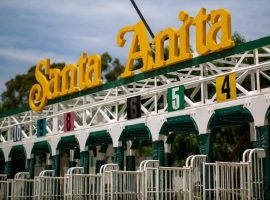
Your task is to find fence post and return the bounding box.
[253,125,270,199]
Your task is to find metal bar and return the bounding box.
[130,0,155,39]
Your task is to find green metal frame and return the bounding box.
[86,130,112,146]
[9,145,26,157]
[0,36,270,118]
[31,141,51,155]
[119,123,152,141]
[160,115,198,137]
[208,105,254,129]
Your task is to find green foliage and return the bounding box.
[171,134,200,166]
[1,63,65,111]
[232,32,246,46]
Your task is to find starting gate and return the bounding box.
[203,148,265,200]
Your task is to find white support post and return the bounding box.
[52,104,59,134]
[7,117,11,142]
[83,96,87,126]
[250,122,256,142]
[29,111,33,137]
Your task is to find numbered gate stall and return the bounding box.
[64,167,102,200]
[36,170,65,200]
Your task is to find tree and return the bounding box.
[0,53,124,111]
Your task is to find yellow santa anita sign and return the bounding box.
[29,8,234,112]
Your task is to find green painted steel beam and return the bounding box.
[208,105,253,129]
[120,123,151,141]
[86,130,112,146]
[1,36,270,118]
[32,141,51,155]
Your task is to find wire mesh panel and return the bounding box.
[110,170,143,200]
[158,166,191,200]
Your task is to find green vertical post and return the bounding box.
[253,125,270,200]
[80,151,89,174]
[4,161,11,178]
[27,158,35,179]
[52,155,60,176]
[45,165,52,170]
[114,147,124,170]
[164,153,172,167]
[200,133,211,161]
[95,160,106,174]
[126,156,135,171]
[152,141,164,166]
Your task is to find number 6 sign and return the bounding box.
[127,96,141,120]
[64,112,74,132]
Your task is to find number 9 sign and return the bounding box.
[216,73,237,102]
[37,119,46,137]
[64,112,74,132]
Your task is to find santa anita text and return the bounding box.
[29,8,234,112]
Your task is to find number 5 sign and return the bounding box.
[167,85,185,112]
[64,112,74,132]
[216,73,237,102]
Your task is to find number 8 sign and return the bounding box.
[64,112,74,132]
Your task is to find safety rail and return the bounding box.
[186,155,207,199]
[7,172,36,199]
[0,149,265,200]
[203,148,265,200]
[0,174,7,200]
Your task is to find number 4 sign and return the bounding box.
[167,85,185,112]
[216,73,237,102]
[64,112,74,132]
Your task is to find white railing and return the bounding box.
[64,166,102,200]
[0,174,7,200]
[0,149,265,200]
[203,148,265,200]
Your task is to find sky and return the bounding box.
[0,0,269,94]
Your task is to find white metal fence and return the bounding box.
[64,167,102,200]
[0,174,7,200]
[37,170,65,200]
[0,149,265,200]
[203,148,265,200]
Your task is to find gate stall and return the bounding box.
[203,148,265,200]
[0,148,265,200]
